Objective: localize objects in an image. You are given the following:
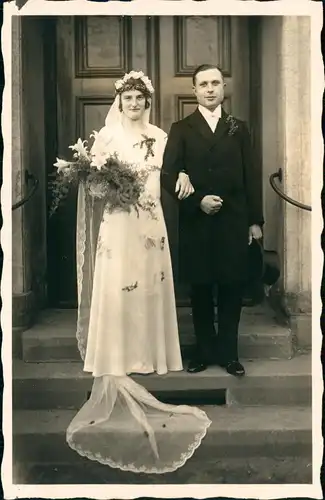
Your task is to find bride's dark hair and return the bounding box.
[117,77,151,111]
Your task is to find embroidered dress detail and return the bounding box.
[134,135,156,161]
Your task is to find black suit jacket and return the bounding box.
[161,108,264,285]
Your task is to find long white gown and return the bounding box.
[66,120,211,474]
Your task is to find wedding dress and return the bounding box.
[66,97,211,474]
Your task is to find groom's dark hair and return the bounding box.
[192,64,224,85]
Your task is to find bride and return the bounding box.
[66,71,211,474]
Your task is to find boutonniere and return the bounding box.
[134,135,156,161]
[225,114,239,136]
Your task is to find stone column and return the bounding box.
[279,16,312,346]
[12,17,35,346]
[12,17,48,355]
[261,17,283,252]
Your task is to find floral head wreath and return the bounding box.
[114,71,155,98]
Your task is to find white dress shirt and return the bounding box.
[198,104,222,133]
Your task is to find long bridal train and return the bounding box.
[67,375,211,473]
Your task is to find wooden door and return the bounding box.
[49,16,251,307]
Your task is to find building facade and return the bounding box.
[12,15,312,351]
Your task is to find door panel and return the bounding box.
[50,16,251,307]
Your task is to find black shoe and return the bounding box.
[224,360,245,377]
[217,359,245,376]
[187,359,207,373]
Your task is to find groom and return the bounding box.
[161,64,263,377]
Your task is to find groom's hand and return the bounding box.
[175,172,195,200]
[200,195,223,215]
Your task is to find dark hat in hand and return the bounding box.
[247,238,280,286]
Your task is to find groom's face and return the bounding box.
[193,68,225,111]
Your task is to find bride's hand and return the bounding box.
[175,172,194,200]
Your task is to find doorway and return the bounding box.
[46,15,261,307]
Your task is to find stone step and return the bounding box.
[15,457,313,485]
[13,354,311,410]
[21,307,293,362]
[13,406,312,484]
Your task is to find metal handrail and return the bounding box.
[12,171,39,211]
[269,168,312,212]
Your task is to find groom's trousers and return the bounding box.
[190,282,243,364]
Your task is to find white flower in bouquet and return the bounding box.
[53,158,71,175]
[69,138,89,159]
[90,154,108,170]
[87,180,107,199]
[90,131,110,170]
[90,130,100,142]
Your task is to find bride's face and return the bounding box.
[121,90,146,121]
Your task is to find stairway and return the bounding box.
[13,304,312,484]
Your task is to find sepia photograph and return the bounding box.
[2,1,323,498]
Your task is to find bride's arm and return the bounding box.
[161,124,194,200]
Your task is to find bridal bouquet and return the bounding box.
[49,133,154,217]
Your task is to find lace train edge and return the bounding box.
[66,416,212,475]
